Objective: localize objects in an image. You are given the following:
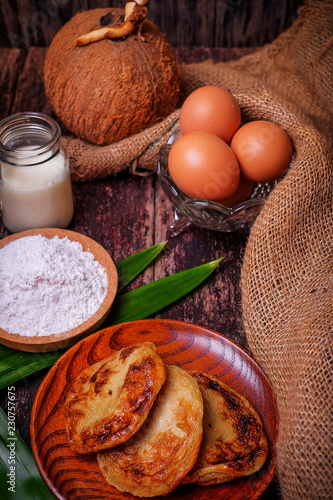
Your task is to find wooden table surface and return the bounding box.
[0,46,281,499]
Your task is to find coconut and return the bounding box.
[43,3,181,145]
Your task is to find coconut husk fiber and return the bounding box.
[62,3,333,498]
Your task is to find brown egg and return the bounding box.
[179,86,241,144]
[217,175,254,208]
[230,120,293,183]
[168,131,240,201]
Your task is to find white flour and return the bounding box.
[0,235,108,337]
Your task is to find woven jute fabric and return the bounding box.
[62,2,333,498]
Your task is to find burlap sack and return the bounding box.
[63,2,333,498]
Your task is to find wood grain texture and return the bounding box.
[10,46,53,116]
[0,0,305,50]
[71,173,157,289]
[30,320,278,500]
[213,0,304,47]
[0,48,25,118]
[149,0,216,48]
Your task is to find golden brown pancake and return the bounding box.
[182,371,268,486]
[64,342,166,454]
[97,364,203,497]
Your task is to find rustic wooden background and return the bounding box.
[1,0,305,50]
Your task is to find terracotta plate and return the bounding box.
[0,228,118,352]
[31,319,278,500]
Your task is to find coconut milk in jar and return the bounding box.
[0,112,74,233]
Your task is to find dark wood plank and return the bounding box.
[214,0,303,47]
[70,173,156,287]
[0,48,25,118]
[2,0,90,50]
[0,1,21,49]
[0,0,305,50]
[10,47,52,115]
[149,0,216,48]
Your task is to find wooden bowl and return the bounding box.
[0,228,118,352]
[30,319,278,500]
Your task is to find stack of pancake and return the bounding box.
[64,342,268,497]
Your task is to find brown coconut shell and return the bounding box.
[44,8,181,146]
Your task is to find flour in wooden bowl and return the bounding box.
[0,234,108,337]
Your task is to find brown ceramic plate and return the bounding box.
[0,228,118,352]
[30,319,278,500]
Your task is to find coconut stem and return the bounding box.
[75,1,148,46]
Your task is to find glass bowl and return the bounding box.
[157,128,281,234]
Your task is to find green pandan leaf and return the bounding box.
[0,407,54,499]
[116,241,167,291]
[105,258,223,326]
[0,349,62,391]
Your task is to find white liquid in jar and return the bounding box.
[0,149,74,233]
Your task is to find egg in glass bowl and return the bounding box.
[157,128,288,234]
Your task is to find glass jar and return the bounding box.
[0,112,74,233]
